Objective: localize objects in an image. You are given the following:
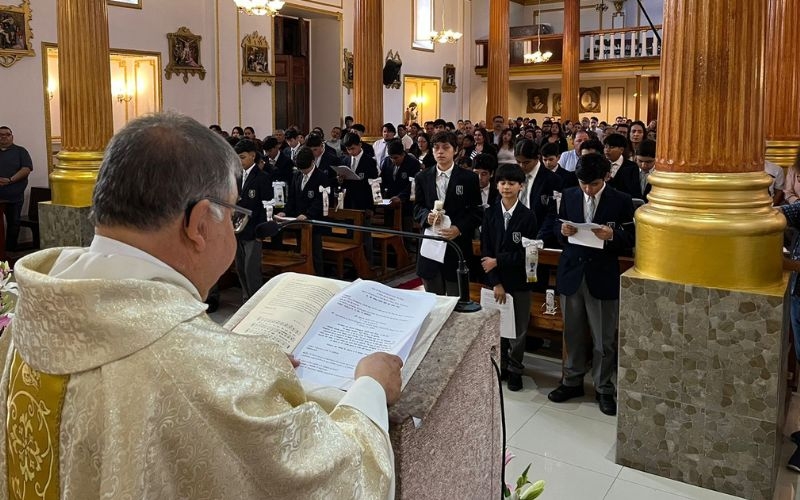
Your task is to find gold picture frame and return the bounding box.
[342,48,353,94]
[164,26,206,83]
[241,31,273,86]
[0,0,34,68]
[442,64,456,93]
[107,0,142,9]
[579,86,602,113]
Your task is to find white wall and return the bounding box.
[309,17,342,132]
[381,0,466,125]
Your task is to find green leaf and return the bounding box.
[516,463,532,490]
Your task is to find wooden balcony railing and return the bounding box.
[474,25,662,69]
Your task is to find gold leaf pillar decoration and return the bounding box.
[51,0,114,207]
[634,0,785,290]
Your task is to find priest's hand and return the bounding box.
[355,352,403,406]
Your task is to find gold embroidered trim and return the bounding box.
[6,350,68,500]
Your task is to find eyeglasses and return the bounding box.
[185,196,252,233]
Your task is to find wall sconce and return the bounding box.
[116,92,133,103]
[113,81,133,103]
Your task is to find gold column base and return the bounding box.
[765,140,799,169]
[634,171,785,291]
[50,150,103,207]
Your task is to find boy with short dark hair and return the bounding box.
[480,164,539,391]
[548,153,635,415]
[414,131,483,295]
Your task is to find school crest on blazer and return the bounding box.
[540,194,551,205]
[307,190,315,199]
[456,185,464,195]
[247,189,256,199]
[401,172,408,179]
[512,232,522,243]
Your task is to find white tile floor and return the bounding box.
[506,353,800,500]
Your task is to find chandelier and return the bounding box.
[233,0,285,16]
[523,0,552,63]
[429,1,462,44]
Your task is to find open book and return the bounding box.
[230,273,456,391]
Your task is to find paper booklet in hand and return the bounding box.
[231,273,454,391]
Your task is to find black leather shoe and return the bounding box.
[596,393,617,416]
[507,373,523,392]
[548,384,584,403]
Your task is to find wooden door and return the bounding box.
[274,16,309,132]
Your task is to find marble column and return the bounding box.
[560,0,579,122]
[617,1,788,499]
[486,0,508,123]
[764,0,800,168]
[353,0,383,139]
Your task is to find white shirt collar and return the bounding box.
[502,199,520,218]
[583,182,607,205]
[527,161,541,181]
[88,235,174,271]
[242,164,255,178]
[437,163,455,177]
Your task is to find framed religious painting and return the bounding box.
[552,93,562,117]
[0,0,34,68]
[442,64,456,93]
[241,31,274,86]
[342,48,353,94]
[164,26,206,83]
[526,88,549,114]
[579,87,601,113]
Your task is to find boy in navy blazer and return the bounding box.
[279,146,331,275]
[480,164,539,391]
[413,131,483,295]
[234,139,273,299]
[548,153,635,416]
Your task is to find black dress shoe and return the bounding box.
[596,393,617,416]
[548,384,584,403]
[507,373,523,392]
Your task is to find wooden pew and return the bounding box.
[261,223,314,277]
[322,209,376,279]
[371,204,410,274]
[19,187,51,250]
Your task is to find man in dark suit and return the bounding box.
[611,138,655,203]
[515,139,562,249]
[541,142,578,190]
[263,136,294,185]
[279,147,331,275]
[380,139,420,210]
[350,124,375,159]
[472,153,500,209]
[306,133,339,184]
[604,133,637,184]
[413,131,483,295]
[282,129,302,163]
[547,153,635,416]
[233,139,273,300]
[340,132,380,210]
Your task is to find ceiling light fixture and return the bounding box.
[429,0,462,44]
[233,0,285,16]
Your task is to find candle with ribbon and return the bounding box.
[319,185,331,216]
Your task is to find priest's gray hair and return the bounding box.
[91,112,238,230]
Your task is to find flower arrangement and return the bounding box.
[0,261,18,331]
[504,449,545,500]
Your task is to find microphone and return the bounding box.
[256,218,482,313]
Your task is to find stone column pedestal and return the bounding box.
[39,203,94,249]
[616,270,788,500]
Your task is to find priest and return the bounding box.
[0,112,400,499]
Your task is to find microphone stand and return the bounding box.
[257,218,482,313]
